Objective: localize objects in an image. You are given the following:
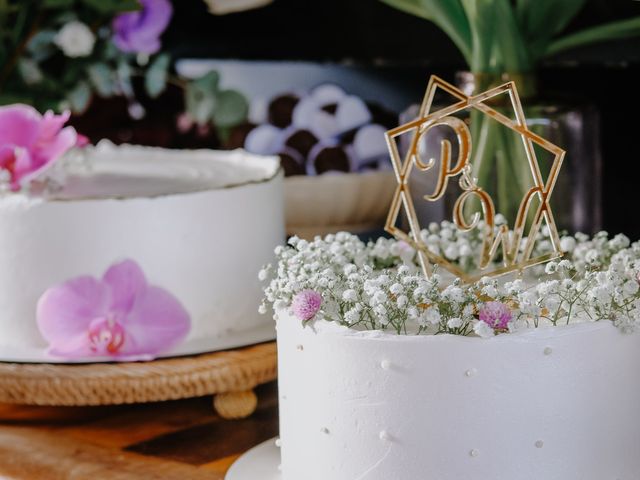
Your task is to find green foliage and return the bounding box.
[80,0,140,14]
[381,0,640,73]
[0,0,248,130]
[144,53,170,99]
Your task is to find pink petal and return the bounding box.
[103,259,148,314]
[119,285,191,357]
[37,276,111,354]
[0,104,42,148]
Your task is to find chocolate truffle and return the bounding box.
[268,94,299,129]
[313,146,350,174]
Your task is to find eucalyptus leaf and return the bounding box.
[144,53,170,99]
[26,30,57,62]
[192,70,220,94]
[212,89,248,128]
[67,81,91,113]
[87,63,115,97]
[379,0,472,64]
[545,16,640,57]
[185,83,217,125]
[17,58,43,85]
[117,60,134,97]
[81,0,140,14]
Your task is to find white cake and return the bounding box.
[277,314,640,480]
[0,142,284,361]
[263,229,640,480]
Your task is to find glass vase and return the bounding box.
[401,72,602,235]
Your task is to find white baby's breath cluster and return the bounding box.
[260,223,640,337]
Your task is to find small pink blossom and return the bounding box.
[0,105,83,191]
[479,301,512,330]
[291,290,322,322]
[37,259,190,360]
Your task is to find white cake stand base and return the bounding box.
[226,437,281,480]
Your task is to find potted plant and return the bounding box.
[381,0,640,233]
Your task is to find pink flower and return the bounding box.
[37,259,190,360]
[291,290,322,322]
[478,301,513,331]
[0,105,82,191]
[112,0,173,54]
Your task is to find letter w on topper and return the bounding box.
[385,76,566,283]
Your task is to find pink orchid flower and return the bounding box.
[37,259,191,361]
[0,104,83,191]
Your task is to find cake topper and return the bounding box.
[385,76,565,282]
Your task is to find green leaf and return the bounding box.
[43,0,75,8]
[184,71,221,124]
[185,88,214,125]
[212,89,248,128]
[379,0,472,65]
[491,0,531,72]
[87,63,115,97]
[460,0,494,72]
[81,0,140,14]
[144,53,170,99]
[26,29,57,62]
[192,70,220,94]
[516,0,587,59]
[545,16,640,57]
[117,59,134,97]
[67,81,92,113]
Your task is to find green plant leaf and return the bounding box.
[67,80,91,113]
[43,0,75,8]
[517,0,586,40]
[144,53,170,99]
[184,72,220,125]
[87,63,115,97]
[379,0,472,65]
[460,0,494,72]
[212,89,248,128]
[81,0,140,14]
[492,0,531,72]
[545,16,640,57]
[26,29,57,62]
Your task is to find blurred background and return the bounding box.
[3,0,639,238]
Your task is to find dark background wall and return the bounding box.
[163,0,640,238]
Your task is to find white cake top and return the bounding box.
[30,140,281,200]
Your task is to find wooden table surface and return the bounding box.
[0,382,279,479]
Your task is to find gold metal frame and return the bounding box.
[384,76,565,283]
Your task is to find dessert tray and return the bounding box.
[226,437,281,480]
[0,340,277,419]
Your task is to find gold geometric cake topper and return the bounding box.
[385,75,565,283]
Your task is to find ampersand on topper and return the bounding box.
[385,75,566,282]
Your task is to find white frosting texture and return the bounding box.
[0,143,284,356]
[277,312,640,480]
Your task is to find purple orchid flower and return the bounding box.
[37,259,190,360]
[112,0,173,54]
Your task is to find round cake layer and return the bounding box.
[277,312,640,480]
[0,143,284,359]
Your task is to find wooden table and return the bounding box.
[0,382,279,479]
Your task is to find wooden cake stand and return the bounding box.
[0,342,277,420]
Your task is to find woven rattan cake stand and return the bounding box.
[0,342,277,419]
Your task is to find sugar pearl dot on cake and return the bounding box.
[469,449,479,458]
[380,359,391,370]
[320,427,330,434]
[275,438,282,447]
[465,368,477,377]
[379,430,392,442]
[535,440,544,448]
[544,347,553,355]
